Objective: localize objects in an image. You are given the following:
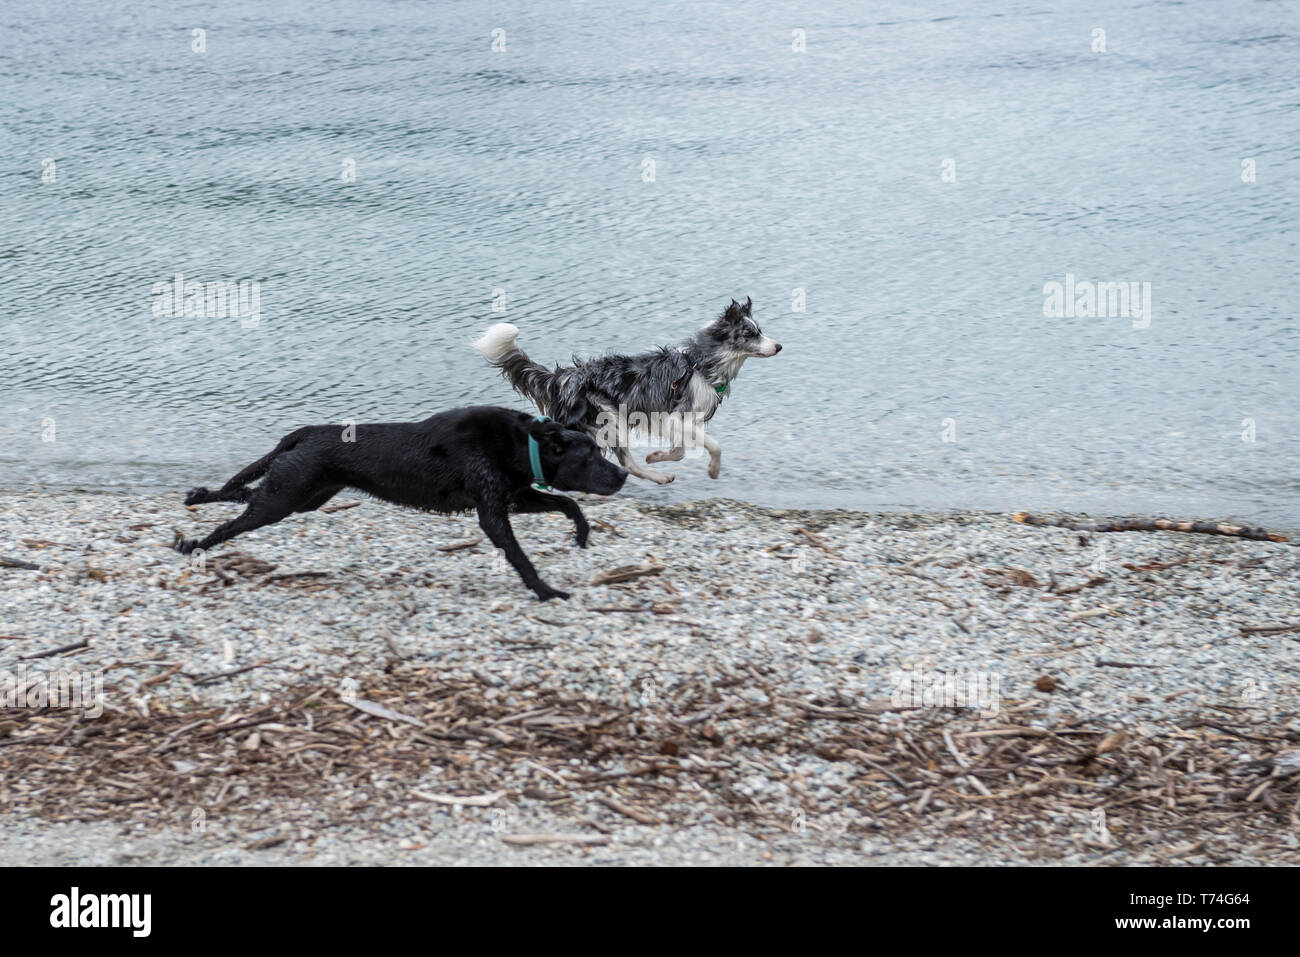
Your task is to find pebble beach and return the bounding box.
[2,490,1298,866]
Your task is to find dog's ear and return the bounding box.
[724,299,743,322]
[528,418,569,451]
[743,296,752,315]
[551,395,589,432]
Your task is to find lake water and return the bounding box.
[4,0,1298,529]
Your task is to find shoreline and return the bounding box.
[2,491,1297,865]
[5,478,1297,540]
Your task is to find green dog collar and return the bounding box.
[528,415,550,489]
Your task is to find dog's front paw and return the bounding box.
[535,585,570,602]
[652,472,675,485]
[707,458,721,479]
[647,448,685,465]
[171,530,196,554]
[574,523,590,548]
[184,487,209,506]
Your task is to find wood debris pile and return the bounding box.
[1,665,1296,858]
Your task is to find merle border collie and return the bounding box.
[473,297,781,484]
[173,406,628,601]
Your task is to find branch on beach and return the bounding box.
[1012,512,1287,542]
[795,526,839,555]
[1239,622,1300,636]
[17,639,90,660]
[590,559,665,585]
[184,657,279,686]
[0,555,42,571]
[435,537,483,552]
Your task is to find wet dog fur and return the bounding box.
[474,298,781,484]
[173,406,628,600]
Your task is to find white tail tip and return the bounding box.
[473,323,520,363]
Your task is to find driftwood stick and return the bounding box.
[795,526,839,554]
[381,631,409,659]
[1095,660,1159,669]
[500,833,608,846]
[1012,512,1287,542]
[1239,622,1300,636]
[258,571,330,586]
[18,639,90,660]
[411,789,506,807]
[1047,575,1109,597]
[588,605,672,614]
[140,663,185,688]
[436,537,483,553]
[185,658,278,685]
[590,560,665,586]
[597,796,661,825]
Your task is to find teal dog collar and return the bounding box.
[528,415,550,489]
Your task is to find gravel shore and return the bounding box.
[2,490,1297,866]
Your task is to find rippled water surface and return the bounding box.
[3,0,1298,527]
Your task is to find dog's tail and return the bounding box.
[185,426,314,505]
[473,323,556,415]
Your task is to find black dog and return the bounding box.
[173,406,628,600]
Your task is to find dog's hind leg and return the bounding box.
[174,465,322,554]
[295,485,344,513]
[511,487,589,547]
[184,485,252,506]
[614,446,675,485]
[476,498,569,601]
[173,495,299,555]
[183,427,316,507]
[646,445,685,464]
